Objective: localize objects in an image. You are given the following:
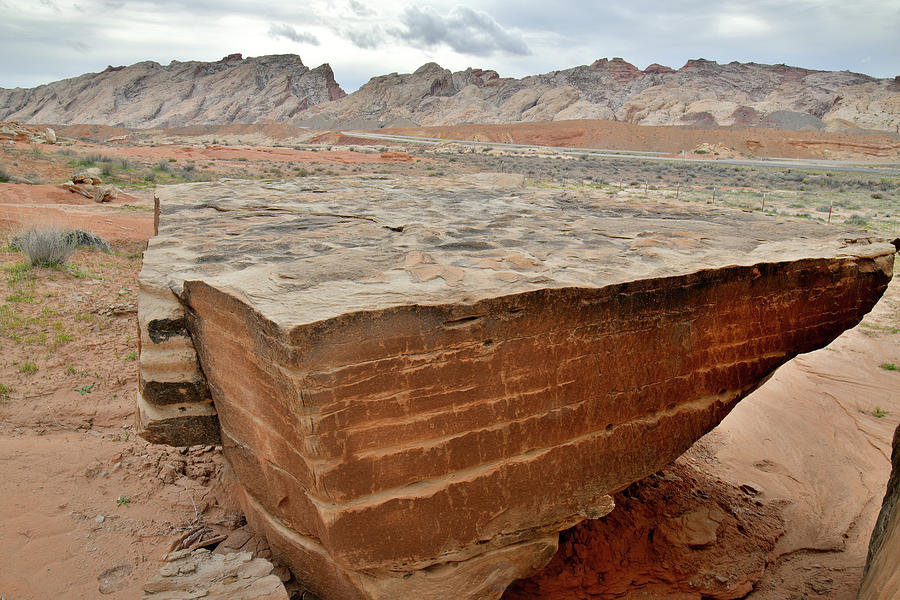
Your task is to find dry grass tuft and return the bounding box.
[11,226,76,267]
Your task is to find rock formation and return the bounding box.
[0,121,58,144]
[0,54,345,128]
[143,549,288,600]
[3,55,897,133]
[859,423,900,599]
[137,174,895,600]
[296,58,899,133]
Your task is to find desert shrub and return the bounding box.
[11,227,76,267]
[0,165,9,182]
[76,153,107,167]
[844,215,870,228]
[66,230,111,253]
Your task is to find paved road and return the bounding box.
[343,131,900,176]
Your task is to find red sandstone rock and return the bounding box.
[590,57,643,84]
[378,151,413,162]
[644,63,675,75]
[137,174,895,600]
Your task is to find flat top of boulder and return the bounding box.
[142,174,895,329]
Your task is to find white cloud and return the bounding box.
[712,13,773,37]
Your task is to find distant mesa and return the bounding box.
[0,54,896,133]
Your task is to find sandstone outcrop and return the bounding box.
[296,58,899,133]
[859,423,900,599]
[4,56,898,133]
[137,174,895,600]
[0,54,345,128]
[0,121,59,144]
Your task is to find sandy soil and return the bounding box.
[0,236,235,598]
[40,120,900,162]
[376,120,900,161]
[0,183,153,253]
[0,145,897,599]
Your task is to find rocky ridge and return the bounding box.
[2,55,897,133]
[0,54,345,128]
[296,58,900,133]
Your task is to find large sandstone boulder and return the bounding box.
[137,174,895,600]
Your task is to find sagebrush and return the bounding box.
[11,227,76,267]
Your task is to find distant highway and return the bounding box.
[342,131,900,176]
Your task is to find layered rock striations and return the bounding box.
[296,58,899,133]
[0,54,345,128]
[137,174,895,600]
[3,54,897,133]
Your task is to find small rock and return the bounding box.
[739,482,763,496]
[95,515,105,523]
[272,564,292,583]
[144,550,288,599]
[660,507,725,547]
[98,564,132,595]
[93,184,117,203]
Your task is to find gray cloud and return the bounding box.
[268,23,320,45]
[346,26,384,50]
[348,0,374,17]
[395,5,530,56]
[1,0,897,91]
[65,39,91,52]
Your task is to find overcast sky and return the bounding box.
[2,0,898,91]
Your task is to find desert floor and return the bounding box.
[0,128,898,599]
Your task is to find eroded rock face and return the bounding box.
[296,58,898,133]
[859,423,900,599]
[0,54,345,128]
[137,174,895,600]
[4,55,898,133]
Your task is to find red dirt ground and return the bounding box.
[376,120,900,160]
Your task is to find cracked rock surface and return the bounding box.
[143,549,288,600]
